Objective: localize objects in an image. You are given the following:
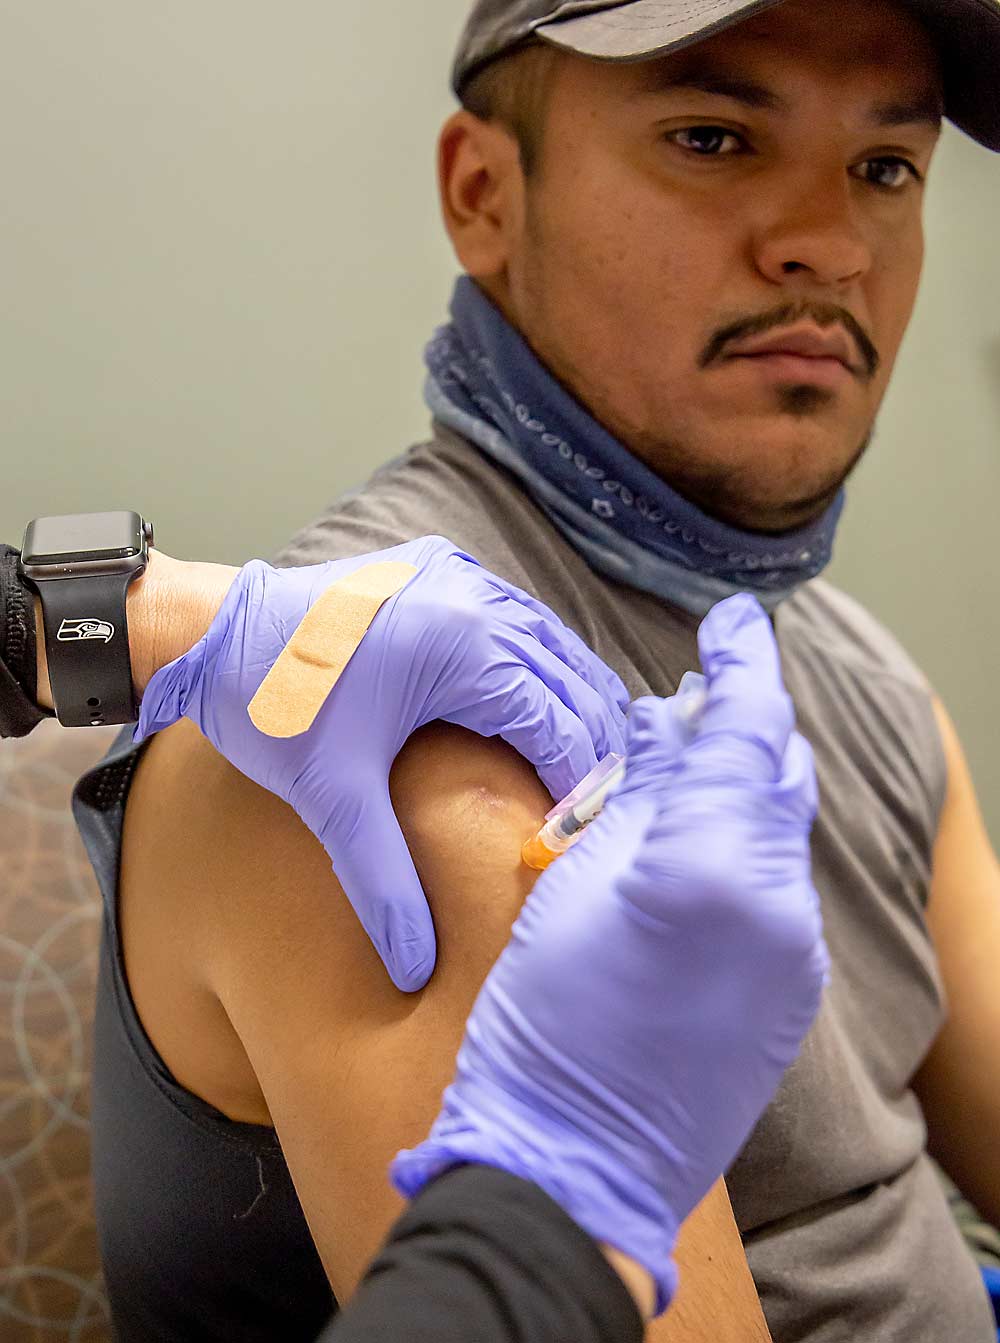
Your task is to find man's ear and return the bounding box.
[438,110,525,282]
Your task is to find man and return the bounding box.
[74,1,1000,1339]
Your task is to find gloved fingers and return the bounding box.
[771,731,827,978]
[131,562,268,744]
[628,725,823,937]
[409,534,482,570]
[510,637,629,756]
[613,695,698,797]
[465,659,625,803]
[479,573,631,715]
[692,593,796,781]
[131,652,202,745]
[321,788,439,994]
[774,729,821,828]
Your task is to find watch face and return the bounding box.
[22,511,144,565]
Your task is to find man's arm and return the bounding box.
[31,547,236,712]
[912,699,1000,1228]
[121,717,771,1339]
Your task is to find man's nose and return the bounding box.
[754,173,873,290]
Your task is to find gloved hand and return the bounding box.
[391,593,829,1316]
[132,535,628,993]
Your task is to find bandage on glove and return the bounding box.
[132,535,629,992]
[391,593,830,1315]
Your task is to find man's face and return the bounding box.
[482,0,943,532]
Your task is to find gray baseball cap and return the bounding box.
[452,0,1000,151]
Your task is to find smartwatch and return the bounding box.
[18,511,154,728]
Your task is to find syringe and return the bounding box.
[521,671,708,872]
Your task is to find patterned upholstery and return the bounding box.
[1,719,118,1342]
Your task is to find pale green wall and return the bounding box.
[3,4,999,838]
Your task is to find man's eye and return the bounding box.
[856,156,921,190]
[665,129,922,190]
[668,126,744,156]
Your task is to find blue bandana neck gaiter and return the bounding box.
[424,275,845,617]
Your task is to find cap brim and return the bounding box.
[535,0,1000,152]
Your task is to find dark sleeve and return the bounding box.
[314,1165,644,1343]
[0,544,53,740]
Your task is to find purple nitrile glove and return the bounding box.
[132,535,628,993]
[391,593,830,1316]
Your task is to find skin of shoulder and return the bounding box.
[119,715,771,1340]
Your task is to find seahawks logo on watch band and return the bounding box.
[57,618,116,644]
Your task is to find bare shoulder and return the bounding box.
[190,716,553,1028]
[118,715,549,1109]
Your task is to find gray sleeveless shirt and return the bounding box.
[268,423,994,1342]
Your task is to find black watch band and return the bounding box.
[19,511,153,729]
[32,570,140,727]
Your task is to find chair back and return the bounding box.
[1,720,119,1342]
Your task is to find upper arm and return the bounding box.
[912,699,1000,1224]
[158,719,770,1338]
[201,721,546,1299]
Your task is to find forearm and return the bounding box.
[31,548,239,712]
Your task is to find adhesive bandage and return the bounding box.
[247,561,418,738]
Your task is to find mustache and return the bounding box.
[699,302,881,380]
